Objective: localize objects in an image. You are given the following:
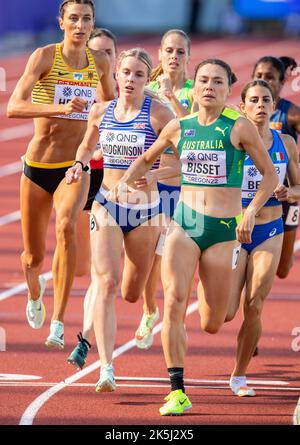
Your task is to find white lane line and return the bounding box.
[113,376,290,386]
[0,374,42,381]
[1,375,293,387]
[0,210,21,227]
[0,271,52,302]
[0,123,33,141]
[0,161,22,178]
[19,301,198,426]
[2,382,300,391]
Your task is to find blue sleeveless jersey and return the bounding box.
[242,129,288,207]
[270,98,297,143]
[99,96,159,170]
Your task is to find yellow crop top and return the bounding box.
[32,44,100,120]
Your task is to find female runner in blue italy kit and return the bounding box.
[226,80,300,397]
[253,56,300,279]
[7,0,114,349]
[65,48,174,392]
[108,59,278,415]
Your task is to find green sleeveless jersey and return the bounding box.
[178,108,245,188]
[149,79,194,155]
[148,79,194,113]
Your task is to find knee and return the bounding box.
[201,319,222,334]
[244,298,263,322]
[224,308,237,323]
[56,216,75,241]
[276,266,290,280]
[122,291,140,304]
[122,281,140,303]
[93,274,119,302]
[75,261,91,277]
[163,288,187,323]
[21,250,44,270]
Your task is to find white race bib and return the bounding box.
[181,149,227,185]
[101,130,146,168]
[232,245,241,269]
[285,205,299,226]
[54,83,97,120]
[242,163,287,200]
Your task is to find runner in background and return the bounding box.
[134,29,195,350]
[226,80,300,397]
[253,56,300,279]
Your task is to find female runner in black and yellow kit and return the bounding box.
[109,59,278,415]
[7,0,114,348]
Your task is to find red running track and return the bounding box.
[0,37,300,426]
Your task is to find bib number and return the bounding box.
[232,245,241,269]
[285,205,299,227]
[89,213,98,232]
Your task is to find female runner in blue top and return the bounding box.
[253,56,300,279]
[226,80,300,397]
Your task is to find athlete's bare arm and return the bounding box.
[65,102,108,183]
[92,49,116,102]
[275,134,300,202]
[232,117,278,243]
[288,103,300,135]
[150,100,176,135]
[7,45,86,118]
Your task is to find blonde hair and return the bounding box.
[117,48,152,77]
[150,29,191,82]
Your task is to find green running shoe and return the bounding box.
[159,389,192,416]
[67,332,91,370]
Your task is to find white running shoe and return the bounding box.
[95,363,116,393]
[230,376,256,397]
[45,320,64,349]
[135,307,159,350]
[26,275,46,329]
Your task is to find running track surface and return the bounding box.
[0,37,300,426]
